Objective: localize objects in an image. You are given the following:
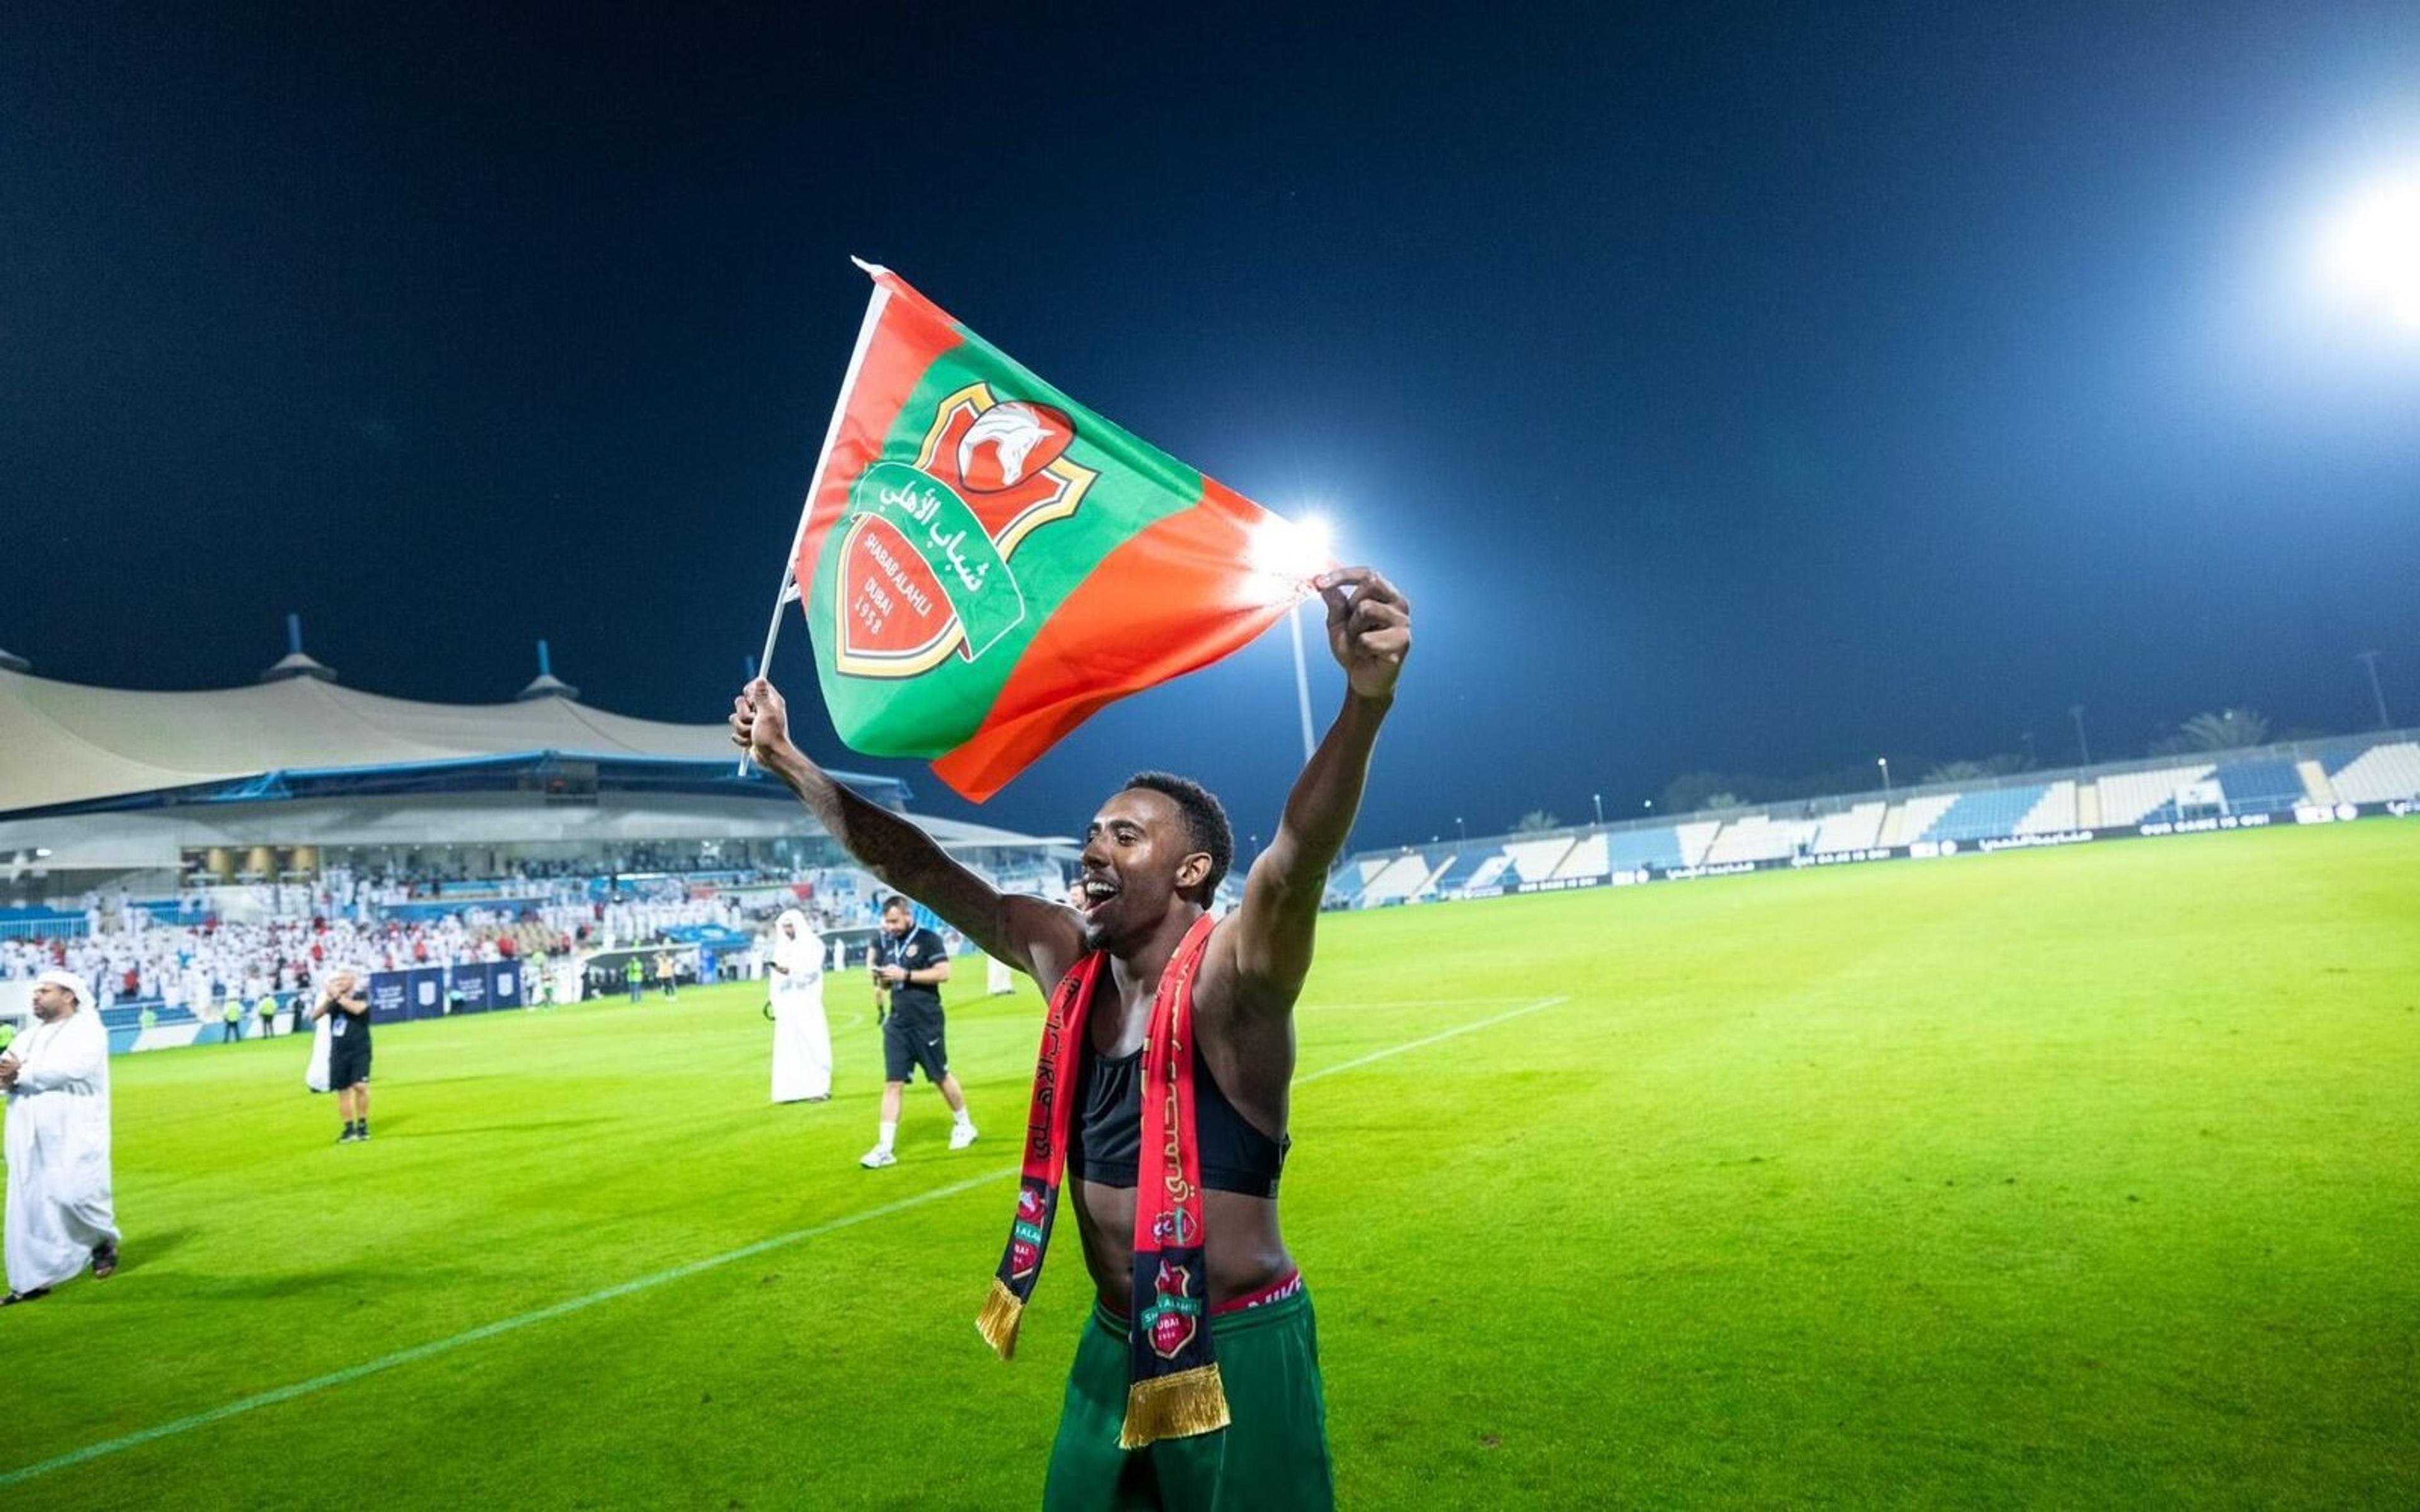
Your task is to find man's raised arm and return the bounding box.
[730,678,1077,978]
[1221,567,1412,1011]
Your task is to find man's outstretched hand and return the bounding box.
[1319,567,1411,703]
[730,678,797,768]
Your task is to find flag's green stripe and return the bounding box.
[809,321,1209,755]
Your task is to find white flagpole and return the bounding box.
[739,263,896,774]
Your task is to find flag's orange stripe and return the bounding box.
[793,287,960,588]
[929,479,1293,802]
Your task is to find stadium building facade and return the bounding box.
[0,662,1064,912]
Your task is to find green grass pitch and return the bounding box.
[4,822,2416,1508]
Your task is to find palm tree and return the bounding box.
[2177,708,2269,752]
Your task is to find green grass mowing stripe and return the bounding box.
[1298,995,1566,1084]
[0,1171,1010,1491]
[0,992,1571,1489]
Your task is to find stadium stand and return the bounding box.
[2293,759,2334,803]
[2213,760,2310,813]
[1461,854,1516,891]
[1357,852,1441,907]
[2327,740,2420,803]
[1922,785,2049,844]
[1705,815,1818,865]
[1501,837,1576,886]
[1879,794,1958,847]
[1674,821,1722,868]
[2014,781,2078,833]
[1811,801,1887,854]
[0,658,1074,1049]
[1422,850,1489,896]
[2092,764,2215,827]
[1550,833,1611,881]
[1602,826,1686,873]
[1323,729,2420,912]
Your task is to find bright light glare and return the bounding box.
[2318,173,2420,329]
[1248,510,1338,590]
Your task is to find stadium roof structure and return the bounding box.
[0,667,915,821]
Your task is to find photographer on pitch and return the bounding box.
[858,896,976,1167]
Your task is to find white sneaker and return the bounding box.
[948,1122,979,1150]
[859,1146,897,1169]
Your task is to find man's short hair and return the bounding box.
[1124,771,1232,906]
[880,895,911,915]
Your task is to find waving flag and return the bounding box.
[759,260,1320,801]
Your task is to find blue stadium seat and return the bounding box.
[1920,786,2048,843]
[2213,759,2305,812]
[1600,828,1685,872]
[1427,850,1494,894]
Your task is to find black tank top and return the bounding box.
[1071,1040,1288,1198]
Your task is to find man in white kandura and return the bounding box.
[767,909,833,1104]
[1,970,121,1305]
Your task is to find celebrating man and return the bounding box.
[2,970,121,1305]
[729,566,1408,1508]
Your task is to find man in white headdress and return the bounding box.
[1,969,120,1305]
[766,910,831,1104]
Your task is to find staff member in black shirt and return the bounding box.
[860,896,977,1168]
[312,971,374,1143]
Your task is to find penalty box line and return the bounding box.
[0,994,1567,1489]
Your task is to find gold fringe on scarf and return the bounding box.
[1118,1363,1231,1449]
[975,1277,1026,1360]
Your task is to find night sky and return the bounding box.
[6,4,2417,848]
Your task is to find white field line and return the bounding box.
[1298,996,1567,1083]
[0,994,1567,1488]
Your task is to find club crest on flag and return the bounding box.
[771,261,1310,801]
[833,386,1097,677]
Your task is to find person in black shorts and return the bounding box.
[860,896,976,1167]
[312,971,374,1143]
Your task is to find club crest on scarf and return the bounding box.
[834,386,1097,677]
[978,916,1231,1446]
[1009,1184,1047,1281]
[1143,1260,1203,1361]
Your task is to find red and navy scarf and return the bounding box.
[977,912,1228,1447]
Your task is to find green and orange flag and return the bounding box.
[764,260,1323,801]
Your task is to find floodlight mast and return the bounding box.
[2356,651,2390,730]
[1279,512,1335,768]
[1288,602,1318,766]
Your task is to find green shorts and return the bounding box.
[1044,1285,1334,1511]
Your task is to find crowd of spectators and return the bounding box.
[0,864,919,1017]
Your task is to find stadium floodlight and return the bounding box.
[1257,511,1339,767]
[1877,756,1893,795]
[2318,171,2420,329]
[2356,650,2391,729]
[1247,510,1335,585]
[1592,793,1603,825]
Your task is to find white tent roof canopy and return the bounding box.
[0,667,904,818]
